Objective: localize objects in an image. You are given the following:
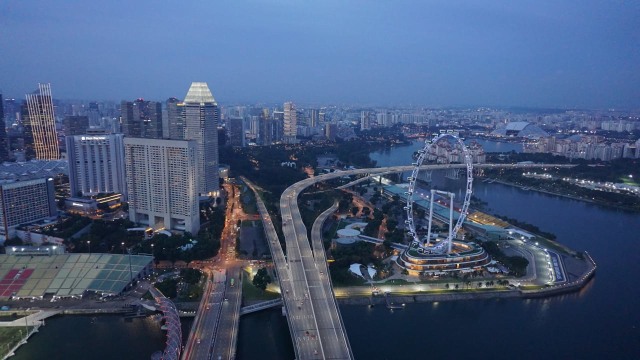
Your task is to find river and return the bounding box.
[13,140,639,359]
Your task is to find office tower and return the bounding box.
[283,102,297,143]
[182,82,219,198]
[0,94,8,162]
[0,178,57,242]
[227,117,245,147]
[24,83,60,160]
[319,111,326,126]
[66,134,127,199]
[120,99,162,139]
[63,116,89,136]
[166,97,183,140]
[124,137,200,234]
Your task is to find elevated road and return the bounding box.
[245,163,570,359]
[183,270,226,360]
[281,189,352,359]
[211,266,242,360]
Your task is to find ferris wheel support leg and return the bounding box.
[448,195,454,254]
[426,189,435,247]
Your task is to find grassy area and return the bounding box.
[241,220,257,228]
[241,270,281,302]
[240,186,258,215]
[0,327,33,358]
[383,279,411,285]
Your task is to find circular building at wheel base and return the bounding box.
[396,240,490,274]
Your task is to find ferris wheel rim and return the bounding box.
[405,133,474,253]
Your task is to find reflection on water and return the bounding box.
[12,315,167,360]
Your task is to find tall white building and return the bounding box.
[66,134,127,199]
[124,138,200,235]
[182,82,220,198]
[283,102,297,144]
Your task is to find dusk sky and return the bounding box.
[1,0,639,108]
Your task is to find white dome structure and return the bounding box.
[491,122,548,139]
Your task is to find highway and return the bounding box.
[183,270,226,360]
[183,183,245,360]
[210,265,242,360]
[281,186,352,359]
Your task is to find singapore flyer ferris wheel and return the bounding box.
[404,132,474,254]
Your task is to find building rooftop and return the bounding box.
[0,253,153,299]
[183,82,217,105]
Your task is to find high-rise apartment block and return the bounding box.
[24,83,60,160]
[283,102,297,144]
[121,99,162,139]
[0,94,8,162]
[360,111,371,130]
[124,137,200,235]
[182,82,220,198]
[0,178,57,242]
[66,134,127,198]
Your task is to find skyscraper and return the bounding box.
[309,108,319,128]
[259,108,273,146]
[166,97,183,140]
[66,134,127,199]
[124,137,200,234]
[283,101,297,144]
[63,116,90,136]
[182,82,220,198]
[227,117,245,147]
[24,83,60,160]
[121,99,162,139]
[0,94,8,162]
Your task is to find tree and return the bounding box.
[4,237,23,246]
[252,267,272,291]
[181,268,202,285]
[362,207,371,217]
[351,206,359,216]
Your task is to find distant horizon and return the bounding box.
[2,91,638,113]
[2,1,639,110]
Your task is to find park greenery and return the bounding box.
[478,241,529,277]
[155,269,203,300]
[329,242,382,286]
[485,166,640,211]
[251,267,272,291]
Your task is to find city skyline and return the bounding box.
[1,1,639,109]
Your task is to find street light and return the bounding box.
[87,240,91,255]
[121,242,125,255]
